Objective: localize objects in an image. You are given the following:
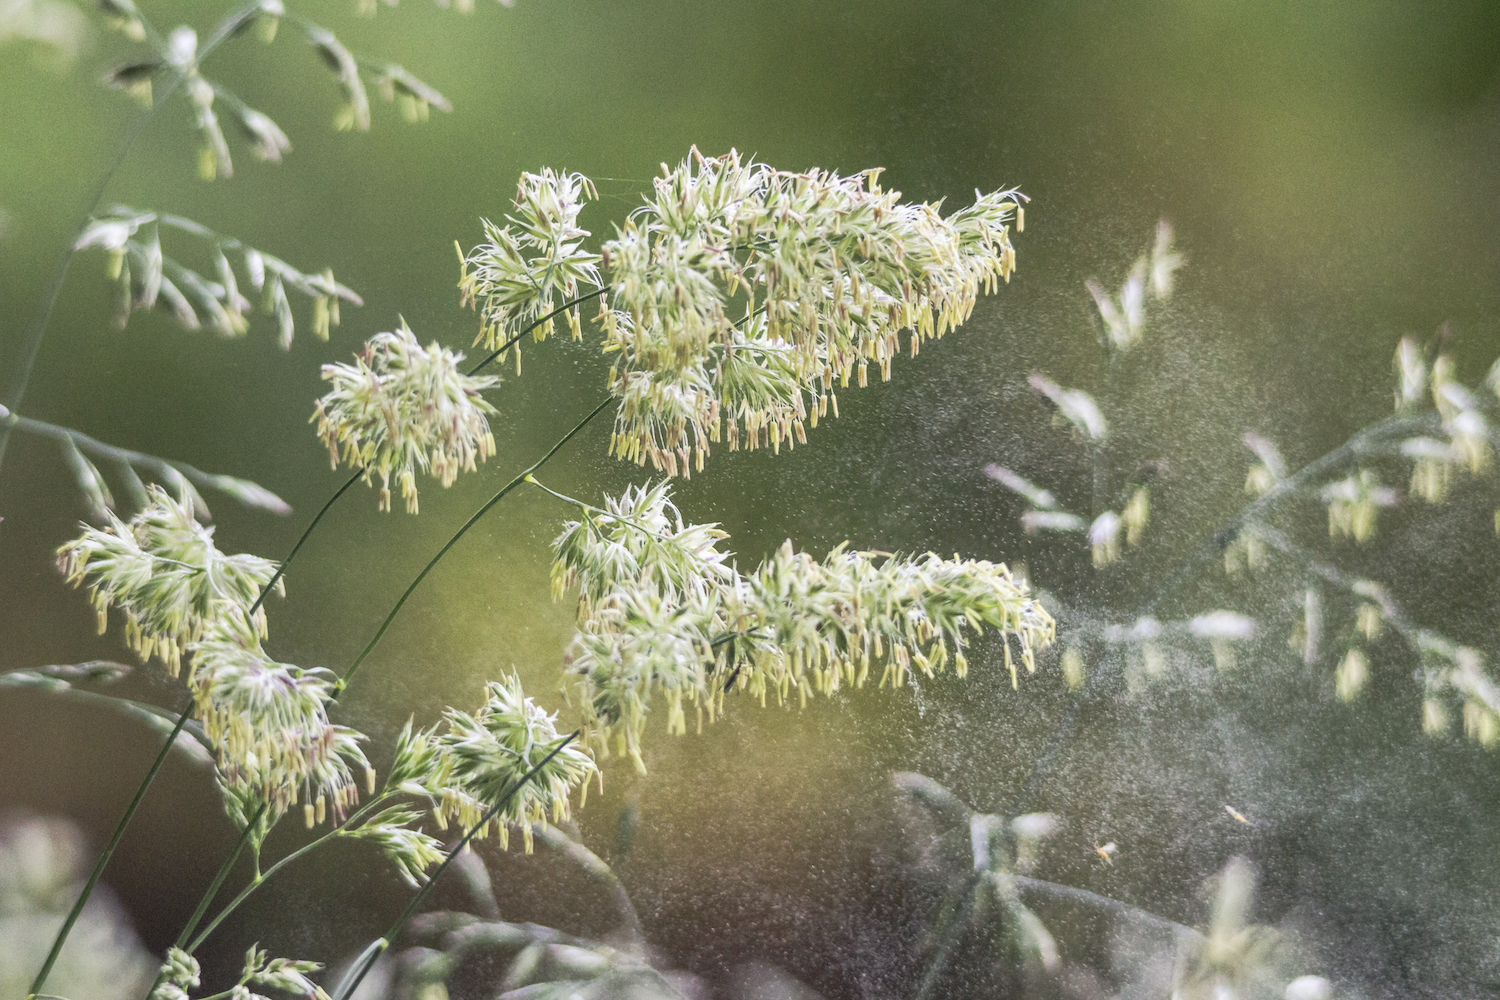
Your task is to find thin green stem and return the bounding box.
[1250,523,1422,648]
[337,396,614,692]
[26,707,191,1000]
[35,440,345,996]
[1138,411,1435,619]
[158,710,408,965]
[466,288,607,377]
[193,989,241,1000]
[524,475,596,511]
[142,801,267,1000]
[330,733,580,1000]
[173,807,261,949]
[250,469,363,616]
[526,475,688,548]
[179,788,404,963]
[184,816,346,954]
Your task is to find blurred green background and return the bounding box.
[3,0,1500,996]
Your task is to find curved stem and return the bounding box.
[173,806,261,949]
[465,288,607,377]
[34,450,344,996]
[159,791,406,982]
[250,469,363,616]
[523,476,586,508]
[1137,411,1437,620]
[330,733,580,1000]
[184,816,344,954]
[337,396,614,692]
[26,707,191,1000]
[1250,523,1422,648]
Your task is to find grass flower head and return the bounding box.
[459,168,601,353]
[313,320,499,512]
[600,149,1025,475]
[188,613,370,827]
[553,482,1054,766]
[56,485,282,675]
[436,673,598,852]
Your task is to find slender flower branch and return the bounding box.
[1249,523,1421,647]
[0,0,275,480]
[1140,412,1437,619]
[1007,410,1440,816]
[4,410,290,516]
[336,396,615,692]
[330,732,581,1000]
[1009,874,1201,938]
[26,708,191,1000]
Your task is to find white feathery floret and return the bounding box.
[313,320,499,513]
[434,672,599,853]
[458,168,602,354]
[552,481,1054,769]
[188,613,369,827]
[55,484,282,675]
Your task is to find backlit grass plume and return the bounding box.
[601,149,1025,475]
[333,680,595,886]
[187,613,370,829]
[434,673,599,853]
[55,484,283,675]
[737,540,1056,695]
[550,480,1054,769]
[459,150,1026,476]
[313,320,500,512]
[459,168,602,357]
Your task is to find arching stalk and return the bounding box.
[337,396,613,691]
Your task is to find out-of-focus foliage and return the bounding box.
[0,813,155,1000]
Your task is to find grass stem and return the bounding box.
[337,396,613,691]
[330,733,580,1000]
[26,707,191,1000]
